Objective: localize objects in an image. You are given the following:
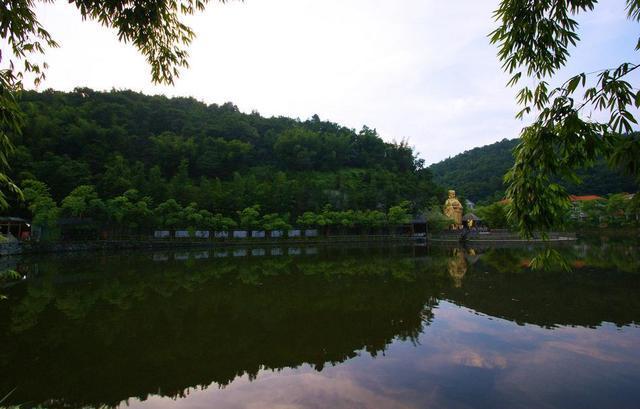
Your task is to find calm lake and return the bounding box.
[1,238,639,409]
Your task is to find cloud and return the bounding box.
[122,370,417,409]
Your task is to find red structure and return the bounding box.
[569,195,605,202]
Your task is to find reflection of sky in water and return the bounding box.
[120,302,640,409]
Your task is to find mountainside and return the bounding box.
[7,88,443,217]
[429,138,638,203]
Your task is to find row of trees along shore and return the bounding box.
[24,179,418,241]
[2,89,445,233]
[8,90,637,239]
[2,0,639,242]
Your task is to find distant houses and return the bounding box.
[493,192,638,226]
[567,194,638,225]
[568,195,606,222]
[569,195,606,202]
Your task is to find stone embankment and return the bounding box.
[1,235,422,256]
[0,241,21,256]
[0,234,22,256]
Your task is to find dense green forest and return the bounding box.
[429,138,638,204]
[4,88,444,232]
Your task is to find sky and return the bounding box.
[28,0,639,164]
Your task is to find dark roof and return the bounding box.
[463,213,481,221]
[0,217,30,223]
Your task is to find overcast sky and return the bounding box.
[30,0,637,164]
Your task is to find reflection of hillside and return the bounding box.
[436,245,640,328]
[0,248,442,409]
[1,242,639,408]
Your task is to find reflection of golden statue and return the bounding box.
[444,190,463,229]
[448,248,468,288]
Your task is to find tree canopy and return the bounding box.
[1,0,231,209]
[4,88,443,232]
[429,138,638,204]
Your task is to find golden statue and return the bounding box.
[443,190,463,229]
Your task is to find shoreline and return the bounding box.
[9,227,639,257]
[429,237,577,243]
[1,232,588,257]
[3,235,425,256]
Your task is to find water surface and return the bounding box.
[1,240,639,409]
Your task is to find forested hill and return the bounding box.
[429,138,638,204]
[8,88,443,216]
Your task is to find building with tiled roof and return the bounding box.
[569,195,606,202]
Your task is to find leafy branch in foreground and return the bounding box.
[529,248,572,272]
[491,0,640,237]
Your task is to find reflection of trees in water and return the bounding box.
[0,241,639,408]
[434,242,640,328]
[0,249,443,409]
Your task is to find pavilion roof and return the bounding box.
[0,217,30,223]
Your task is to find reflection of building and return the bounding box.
[464,248,479,263]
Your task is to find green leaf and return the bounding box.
[507,72,522,87]
[567,75,581,93]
